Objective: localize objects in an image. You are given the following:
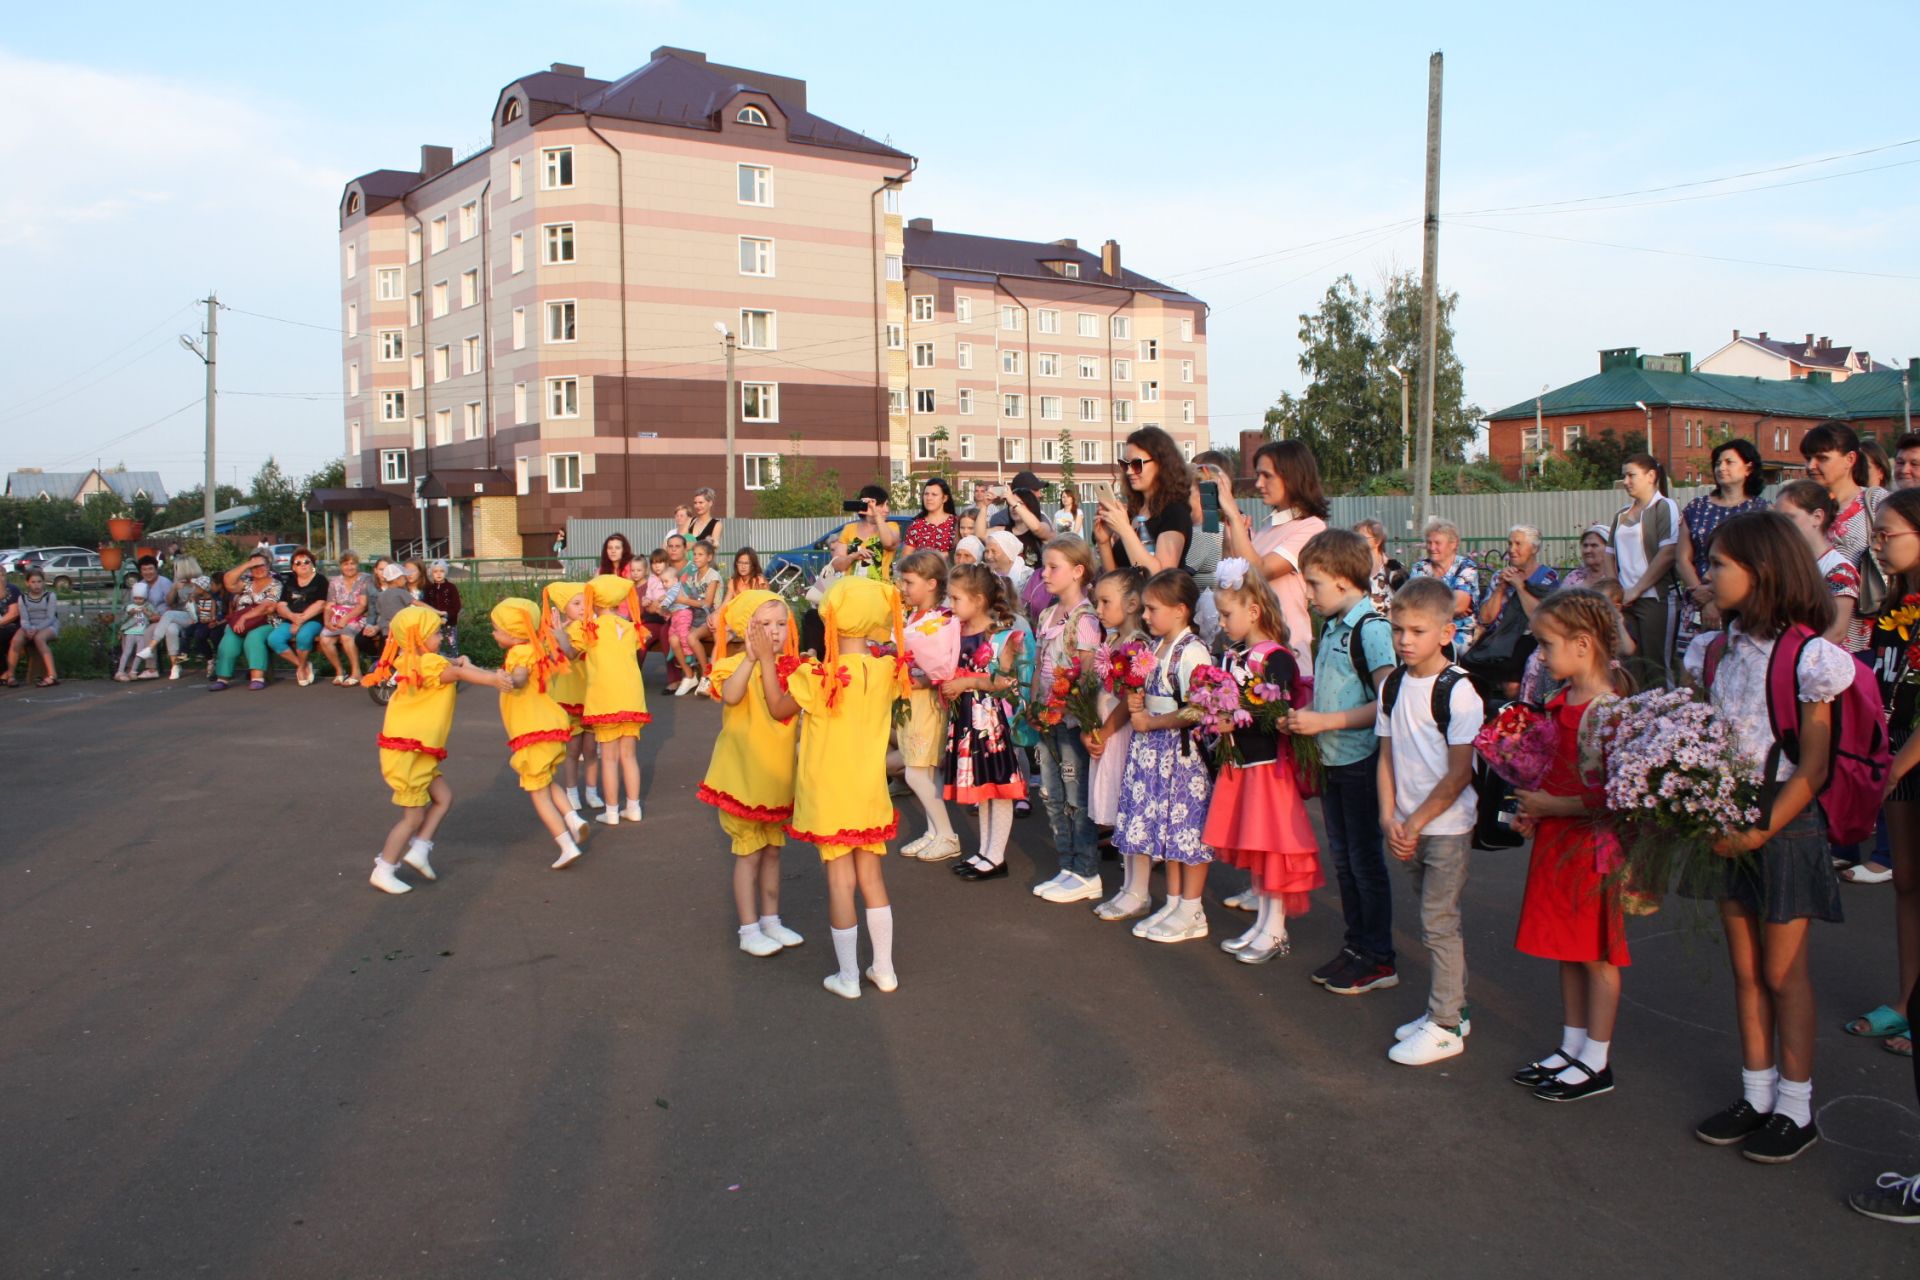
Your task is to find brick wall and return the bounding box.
[347,509,392,559]
[471,496,520,561]
[1490,407,1828,482]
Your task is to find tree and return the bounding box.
[237,457,303,534]
[155,484,248,531]
[1263,271,1482,489]
[753,435,845,518]
[1056,426,1077,499]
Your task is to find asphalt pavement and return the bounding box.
[2,670,1916,1278]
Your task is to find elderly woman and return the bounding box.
[1354,518,1408,610]
[267,547,329,687]
[1562,525,1614,591]
[317,551,372,684]
[1475,525,1556,642]
[1410,518,1482,641]
[212,551,284,691]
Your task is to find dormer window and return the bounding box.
[1062,262,1080,278]
[736,104,769,126]
[346,192,361,215]
[502,98,522,124]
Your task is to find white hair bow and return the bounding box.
[1214,557,1250,591]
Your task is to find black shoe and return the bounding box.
[1533,1061,1613,1102]
[952,856,987,876]
[958,860,1008,882]
[1741,1113,1819,1164]
[1311,948,1361,986]
[1014,799,1033,819]
[1848,1171,1920,1224]
[1512,1053,1572,1089]
[1326,960,1399,996]
[1695,1099,1769,1146]
[1473,825,1526,850]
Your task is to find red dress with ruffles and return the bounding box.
[1200,644,1323,914]
[1514,694,1631,966]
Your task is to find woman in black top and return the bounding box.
[1095,426,1192,574]
[687,487,723,547]
[269,547,329,687]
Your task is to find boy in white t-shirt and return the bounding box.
[1376,575,1485,1067]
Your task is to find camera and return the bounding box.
[842,498,868,513]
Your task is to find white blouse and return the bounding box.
[1683,624,1855,781]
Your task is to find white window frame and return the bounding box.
[459,201,478,242]
[885,323,904,350]
[958,434,974,460]
[345,242,357,278]
[1111,315,1131,340]
[460,269,477,308]
[548,452,582,493]
[1141,380,1160,403]
[1003,393,1023,419]
[956,296,973,323]
[883,186,900,214]
[1040,436,1058,463]
[1001,305,1022,331]
[737,163,772,207]
[380,448,408,483]
[957,342,972,370]
[1003,435,1027,462]
[1113,357,1133,382]
[547,376,579,419]
[1078,356,1098,380]
[407,226,422,265]
[545,299,577,344]
[914,434,940,461]
[739,309,775,350]
[433,407,453,445]
[885,254,903,282]
[513,382,529,424]
[1113,399,1133,424]
[958,388,975,415]
[408,291,421,327]
[462,334,480,375]
[1001,349,1023,376]
[1181,400,1195,423]
[911,295,935,322]
[431,280,449,319]
[739,236,774,277]
[914,388,936,414]
[736,104,769,126]
[411,417,425,449]
[510,233,524,274]
[1179,440,1193,460]
[744,454,779,490]
[430,215,447,253]
[463,400,482,440]
[515,455,530,495]
[1037,352,1060,377]
[742,381,780,423]
[348,361,360,395]
[913,342,935,370]
[1080,439,1102,464]
[350,420,362,455]
[1036,308,1060,334]
[1038,396,1062,421]
[432,345,451,383]
[378,329,404,362]
[541,146,574,190]
[376,267,402,300]
[543,223,575,265]
[1077,313,1097,338]
[346,302,358,337]
[512,307,526,351]
[1061,263,1080,278]
[509,158,523,200]
[1139,338,1159,361]
[410,353,424,390]
[888,387,907,415]
[1078,398,1100,423]
[1180,317,1195,342]
[1180,359,1194,383]
[1521,425,1549,453]
[1564,424,1584,448]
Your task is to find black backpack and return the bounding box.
[1347,611,1393,697]
[1380,663,1468,737]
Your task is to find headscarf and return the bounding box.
[954,535,985,564]
[1584,523,1613,545]
[985,529,1025,567]
[820,575,905,670]
[361,604,442,688]
[491,596,567,692]
[541,580,588,655]
[711,588,799,666]
[578,573,643,645]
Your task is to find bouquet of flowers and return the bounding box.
[1029,656,1078,731]
[1096,639,1155,697]
[1473,702,1559,791]
[1250,671,1325,796]
[1878,592,1920,731]
[1062,658,1106,746]
[1187,664,1247,741]
[1592,686,1764,910]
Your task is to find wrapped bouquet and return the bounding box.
[1096,639,1155,697]
[1473,701,1559,791]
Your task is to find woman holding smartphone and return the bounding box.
[1212,439,1327,670]
[1095,427,1193,576]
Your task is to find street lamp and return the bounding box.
[1387,364,1411,471]
[1634,400,1653,455]
[714,320,737,521]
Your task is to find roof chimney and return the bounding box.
[652,46,707,64]
[419,145,453,178]
[907,216,933,232]
[1732,328,1740,340]
[1806,333,1815,347]
[1101,239,1121,279]
[1052,238,1078,251]
[1759,331,1769,341]
[549,62,586,77]
[1818,336,1830,350]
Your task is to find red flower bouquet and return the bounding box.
[1472,701,1559,791]
[1096,639,1155,697]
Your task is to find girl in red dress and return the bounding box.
[1512,588,1633,1103]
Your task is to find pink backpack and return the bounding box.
[1703,624,1890,846]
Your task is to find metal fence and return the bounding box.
[565,517,848,561]
[1326,486,1715,544]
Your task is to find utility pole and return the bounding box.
[1412,52,1443,536]
[180,295,218,537]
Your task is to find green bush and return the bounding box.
[46,615,115,680]
[451,578,550,669]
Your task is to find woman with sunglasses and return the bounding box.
[1095,427,1192,576]
[267,548,330,687]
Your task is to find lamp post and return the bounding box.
[1388,363,1411,471]
[1635,400,1653,455]
[714,321,737,521]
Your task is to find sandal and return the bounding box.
[1887,1034,1914,1059]
[1845,1005,1910,1038]
[36,677,58,688]
[1842,862,1894,884]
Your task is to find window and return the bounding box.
[346,302,358,337]
[957,342,972,370]
[891,458,909,484]
[1141,380,1160,403]
[378,329,404,362]
[958,388,974,415]
[1139,338,1159,361]
[1039,396,1062,420]
[740,309,775,350]
[544,223,575,265]
[434,408,453,445]
[1181,400,1195,423]
[738,164,771,206]
[1037,352,1060,377]
[1113,358,1132,381]
[460,270,477,308]
[512,307,526,350]
[548,453,582,492]
[542,147,573,190]
[1180,440,1194,460]
[913,388,936,414]
[412,417,426,448]
[1077,313,1098,338]
[1080,439,1102,464]
[430,216,447,253]
[377,267,402,300]
[348,361,360,395]
[380,449,408,483]
[408,291,421,327]
[1040,437,1059,463]
[1036,309,1060,335]
[546,300,576,343]
[515,455,530,495]
[408,226,422,264]
[1003,393,1023,418]
[345,243,357,278]
[459,201,478,242]
[744,454,779,489]
[509,158,523,200]
[884,255,903,282]
[1113,399,1132,424]
[886,324,904,350]
[464,400,482,440]
[1078,357,1098,380]
[350,420,362,454]
[1003,436,1026,462]
[381,393,407,425]
[1001,305,1022,331]
[956,296,972,323]
[742,382,778,422]
[502,98,522,125]
[410,353,424,389]
[739,236,773,276]
[1181,359,1195,383]
[1078,398,1100,423]
[914,434,939,461]
[510,233,524,274]
[1180,317,1195,342]
[514,382,529,424]
[1001,349,1023,376]
[431,281,449,319]
[1521,425,1549,453]
[888,387,907,415]
[913,342,935,369]
[1061,263,1080,279]
[462,335,480,374]
[547,376,579,418]
[1111,315,1131,340]
[1563,424,1584,448]
[958,434,974,460]
[736,104,769,126]
[433,345,451,382]
[883,186,900,214]
[911,295,935,322]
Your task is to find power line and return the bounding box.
[1161,218,1422,286]
[1457,154,1920,218]
[0,302,197,422]
[38,398,206,470]
[1452,220,1920,281]
[1209,226,1415,314]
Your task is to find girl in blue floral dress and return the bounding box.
[1116,569,1215,944]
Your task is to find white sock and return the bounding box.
[866,906,895,976]
[1120,854,1149,901]
[1742,1065,1779,1114]
[1174,896,1203,927]
[981,799,1014,867]
[1549,1025,1587,1067]
[739,923,765,942]
[904,767,954,839]
[1255,894,1287,947]
[408,837,433,857]
[831,925,860,982]
[603,805,618,821]
[1151,894,1184,922]
[1774,1076,1812,1127]
[554,834,579,859]
[1576,1038,1609,1073]
[566,786,581,809]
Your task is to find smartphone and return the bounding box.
[1090,481,1118,507]
[841,498,867,514]
[1199,481,1222,534]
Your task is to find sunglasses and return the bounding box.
[1121,458,1149,473]
[293,558,314,566]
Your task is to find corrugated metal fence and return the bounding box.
[566,517,847,560]
[1329,487,1715,548]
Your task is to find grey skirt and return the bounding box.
[1694,808,1843,924]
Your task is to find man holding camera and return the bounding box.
[831,485,902,581]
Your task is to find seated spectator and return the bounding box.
[115,581,159,681]
[420,559,462,658]
[178,574,222,676]
[267,548,328,687]
[367,562,413,638]
[212,552,284,691]
[0,571,22,682]
[318,551,372,684]
[140,553,203,679]
[8,568,59,686]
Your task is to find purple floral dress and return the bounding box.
[1114,631,1213,864]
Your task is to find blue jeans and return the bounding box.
[1036,722,1100,877]
[267,619,322,657]
[1322,752,1395,965]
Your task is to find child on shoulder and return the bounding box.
[1377,575,1485,1065]
[1090,566,1149,920]
[893,550,961,863]
[1030,535,1106,904]
[939,564,1029,882]
[492,597,590,869]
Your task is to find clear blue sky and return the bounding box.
[5,0,1917,494]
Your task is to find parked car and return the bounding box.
[267,543,301,569]
[13,546,92,572]
[0,548,27,572]
[764,516,917,587]
[38,551,115,591]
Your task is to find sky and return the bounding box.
[4,0,1918,495]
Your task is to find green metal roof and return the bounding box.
[1488,365,1913,423]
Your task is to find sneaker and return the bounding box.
[1327,961,1400,996]
[674,676,698,696]
[1145,910,1209,944]
[1741,1113,1819,1164]
[564,811,589,843]
[1395,1013,1473,1041]
[1094,893,1151,922]
[917,834,963,862]
[864,966,899,993]
[1842,862,1894,884]
[136,646,154,662]
[402,843,436,882]
[552,843,583,870]
[1031,871,1072,898]
[1311,948,1363,986]
[1848,1171,1920,1224]
[623,801,643,822]
[1039,872,1103,904]
[823,973,862,1000]
[1387,1018,1465,1066]
[1222,887,1260,913]
[595,808,620,827]
[739,929,783,958]
[369,861,411,895]
[696,676,712,696]
[585,788,604,809]
[761,921,805,948]
[1131,899,1179,938]
[566,786,582,810]
[168,662,182,681]
[1694,1099,1770,1146]
[900,831,935,859]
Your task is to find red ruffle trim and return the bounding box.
[508,728,574,752]
[784,816,899,846]
[944,779,1029,804]
[582,710,652,726]
[377,734,448,760]
[697,782,793,823]
[557,702,584,717]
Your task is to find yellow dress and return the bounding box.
[548,637,588,736]
[568,613,650,743]
[785,651,906,860]
[699,653,799,854]
[378,653,455,807]
[500,641,573,791]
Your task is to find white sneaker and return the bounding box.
[865,966,899,993]
[674,676,698,696]
[596,808,620,827]
[552,843,582,870]
[1393,1013,1474,1042]
[761,920,805,948]
[622,801,643,823]
[1039,872,1103,904]
[564,810,589,843]
[900,831,935,859]
[369,860,411,895]
[917,834,962,862]
[402,842,436,882]
[1095,893,1152,922]
[1132,899,1180,938]
[1388,1018,1467,1066]
[1223,887,1260,912]
[1146,910,1210,944]
[823,972,862,1000]
[168,662,181,680]
[585,788,603,809]
[566,787,582,810]
[695,676,711,696]
[136,646,154,662]
[1031,871,1071,898]
[740,929,783,958]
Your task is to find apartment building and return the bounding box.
[899,222,1208,502]
[332,47,913,557]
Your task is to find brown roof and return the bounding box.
[309,487,405,513]
[1742,333,1887,372]
[418,469,514,500]
[904,227,1199,303]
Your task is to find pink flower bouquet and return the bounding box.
[1472,701,1559,791]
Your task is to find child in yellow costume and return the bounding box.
[568,574,650,826]
[543,580,601,813]
[363,604,509,895]
[700,588,806,957]
[764,575,909,999]
[493,597,592,869]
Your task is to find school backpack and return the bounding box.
[1347,611,1393,696]
[1702,624,1889,847]
[1380,664,1469,737]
